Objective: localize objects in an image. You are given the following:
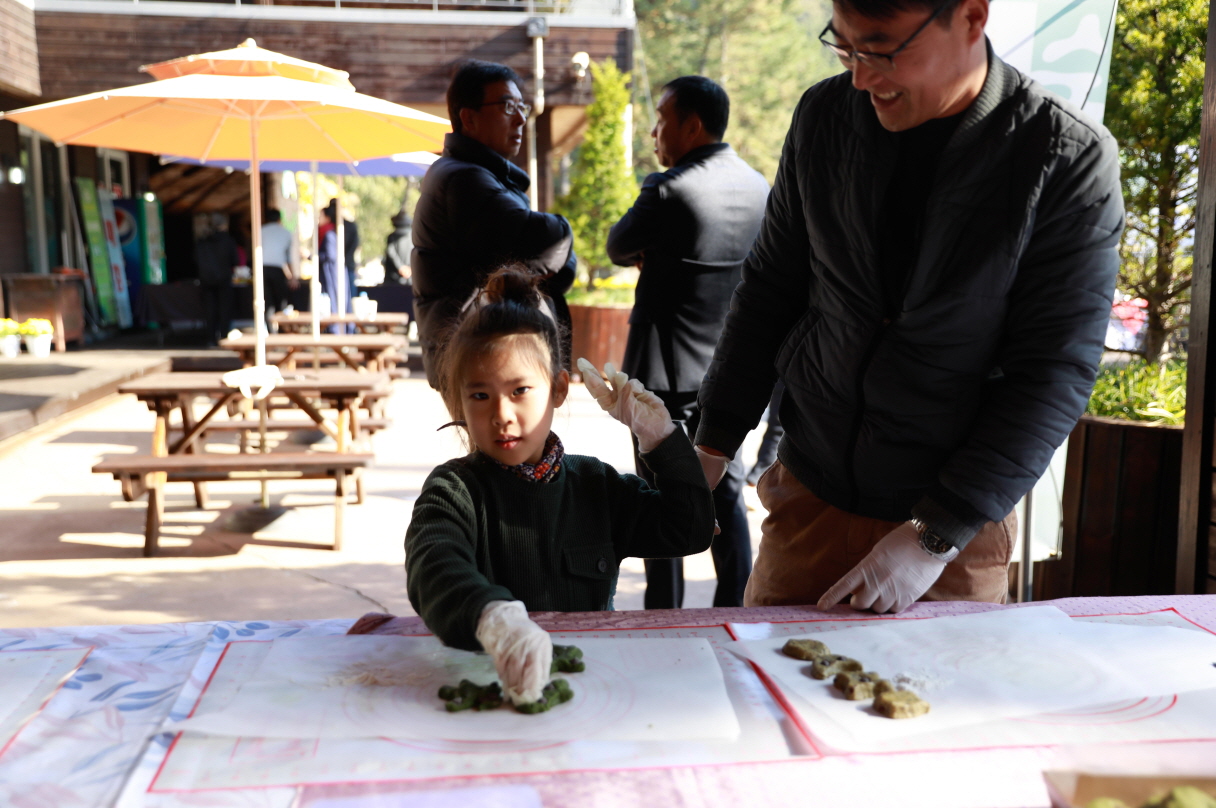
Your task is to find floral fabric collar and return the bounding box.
[486,432,564,483]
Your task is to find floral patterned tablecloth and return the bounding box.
[2,596,1214,808]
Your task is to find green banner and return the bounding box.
[75,177,117,326]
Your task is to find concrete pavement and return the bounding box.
[0,371,766,628]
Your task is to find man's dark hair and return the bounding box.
[447,60,523,135]
[662,76,730,141]
[835,0,962,22]
[265,209,282,224]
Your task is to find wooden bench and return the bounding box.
[93,452,374,556]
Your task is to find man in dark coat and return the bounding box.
[694,0,1123,613]
[607,76,770,609]
[194,212,240,345]
[383,205,412,285]
[411,60,576,387]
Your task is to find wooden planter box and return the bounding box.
[1033,415,1183,599]
[2,273,86,351]
[568,304,631,375]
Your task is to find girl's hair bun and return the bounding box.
[483,263,542,306]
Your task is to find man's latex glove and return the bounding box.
[817,522,947,614]
[694,446,729,491]
[475,600,552,704]
[577,358,675,452]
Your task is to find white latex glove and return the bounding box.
[817,522,947,614]
[694,446,729,490]
[577,358,676,452]
[474,600,552,705]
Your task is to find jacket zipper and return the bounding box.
[842,317,893,512]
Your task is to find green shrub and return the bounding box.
[1086,360,1187,425]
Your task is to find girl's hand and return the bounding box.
[577,358,676,452]
[475,600,552,705]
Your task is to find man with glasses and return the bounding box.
[694,0,1123,612]
[412,60,576,387]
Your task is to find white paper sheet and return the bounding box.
[0,647,92,752]
[173,635,740,742]
[726,606,1216,748]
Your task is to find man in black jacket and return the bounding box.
[607,76,770,608]
[411,60,576,386]
[695,0,1122,613]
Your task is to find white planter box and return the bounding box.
[23,334,53,358]
[0,335,20,358]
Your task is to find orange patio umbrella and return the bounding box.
[2,39,450,365]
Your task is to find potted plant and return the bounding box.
[566,273,635,373]
[552,59,636,376]
[1034,360,1186,600]
[0,319,19,358]
[19,318,55,358]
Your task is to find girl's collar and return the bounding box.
[481,432,564,483]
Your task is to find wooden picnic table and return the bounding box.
[272,311,409,334]
[98,370,392,554]
[219,333,407,373]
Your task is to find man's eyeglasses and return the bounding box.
[474,99,533,118]
[819,1,950,73]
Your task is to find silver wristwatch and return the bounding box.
[910,518,960,562]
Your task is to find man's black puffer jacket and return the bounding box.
[411,132,576,386]
[696,46,1123,549]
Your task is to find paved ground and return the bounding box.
[0,365,767,628]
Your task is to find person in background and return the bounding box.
[605,75,770,609]
[383,205,413,285]
[317,206,348,334]
[411,59,576,389]
[194,212,240,346]
[325,198,360,298]
[260,208,299,328]
[694,0,1122,614]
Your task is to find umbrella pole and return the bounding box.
[310,161,321,343]
[250,121,271,510]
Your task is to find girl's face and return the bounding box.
[462,335,569,466]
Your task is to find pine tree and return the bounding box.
[1106,0,1207,361]
[555,59,636,285]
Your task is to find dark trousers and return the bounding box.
[263,265,291,322]
[638,391,752,609]
[200,283,232,344]
[747,381,785,485]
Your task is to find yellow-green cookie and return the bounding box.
[809,655,863,680]
[782,638,831,660]
[874,689,930,719]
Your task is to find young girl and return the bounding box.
[405,265,714,705]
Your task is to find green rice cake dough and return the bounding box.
[833,670,883,700]
[782,638,831,660]
[874,689,930,719]
[809,655,864,680]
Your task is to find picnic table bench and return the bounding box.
[220,333,406,373]
[94,370,392,556]
[93,452,374,555]
[272,311,409,335]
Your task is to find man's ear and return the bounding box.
[551,369,570,408]
[459,107,478,137]
[961,0,989,42]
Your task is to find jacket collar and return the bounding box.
[946,38,1020,154]
[444,131,531,193]
[673,141,733,168]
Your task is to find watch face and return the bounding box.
[921,531,954,555]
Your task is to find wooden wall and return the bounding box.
[0,0,39,99]
[33,11,622,108]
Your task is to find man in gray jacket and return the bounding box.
[607,76,769,609]
[694,0,1123,612]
